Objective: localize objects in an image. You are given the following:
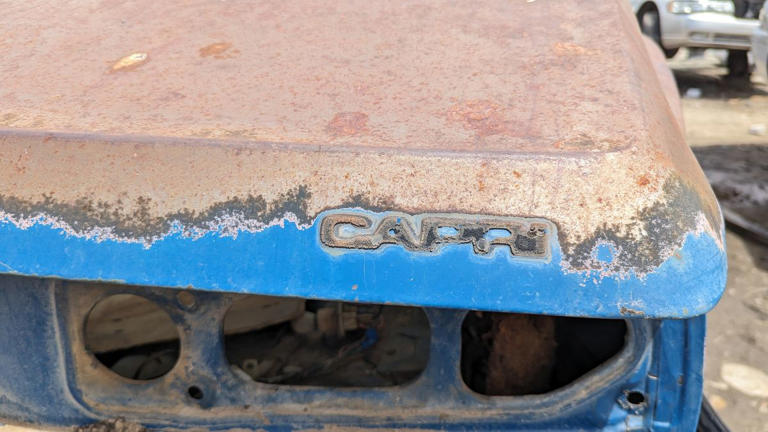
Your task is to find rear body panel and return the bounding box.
[0,276,704,431]
[0,1,725,430]
[0,202,723,318]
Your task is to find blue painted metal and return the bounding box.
[0,209,725,319]
[0,0,726,429]
[0,276,706,431]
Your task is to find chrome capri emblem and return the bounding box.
[320,212,551,258]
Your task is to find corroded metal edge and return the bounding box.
[0,0,724,281]
[0,131,723,278]
[0,175,719,278]
[0,185,313,245]
[558,176,723,277]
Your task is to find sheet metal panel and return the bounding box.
[0,0,726,317]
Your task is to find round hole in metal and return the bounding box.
[626,391,646,405]
[187,385,204,400]
[84,294,180,380]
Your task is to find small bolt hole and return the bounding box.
[188,385,204,400]
[626,391,645,405]
[176,291,196,309]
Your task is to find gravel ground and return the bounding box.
[672,49,768,432]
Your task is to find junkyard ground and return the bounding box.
[673,49,768,432]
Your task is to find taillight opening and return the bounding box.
[461,312,627,396]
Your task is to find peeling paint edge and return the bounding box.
[560,210,722,282]
[0,210,313,249]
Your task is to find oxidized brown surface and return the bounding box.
[0,0,721,275]
[485,314,557,396]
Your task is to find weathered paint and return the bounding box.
[0,1,724,311]
[0,208,725,318]
[0,128,726,319]
[0,131,722,279]
[0,0,724,430]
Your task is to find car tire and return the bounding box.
[637,5,678,59]
[697,396,730,432]
[727,50,750,78]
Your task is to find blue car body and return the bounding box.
[0,0,725,430]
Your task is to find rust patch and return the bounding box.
[110,53,149,72]
[0,186,311,242]
[560,177,719,275]
[0,172,716,277]
[619,306,644,316]
[485,314,557,396]
[553,134,618,151]
[446,100,508,137]
[552,42,597,56]
[332,193,397,215]
[199,42,236,59]
[637,175,650,186]
[326,112,369,137]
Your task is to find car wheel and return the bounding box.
[662,47,679,59]
[638,6,662,44]
[697,396,730,432]
[638,6,678,58]
[727,50,750,78]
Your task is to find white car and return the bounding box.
[630,0,759,57]
[753,3,768,79]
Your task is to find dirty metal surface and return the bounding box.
[0,0,725,317]
[0,276,707,431]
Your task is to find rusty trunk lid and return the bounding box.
[0,0,725,318]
